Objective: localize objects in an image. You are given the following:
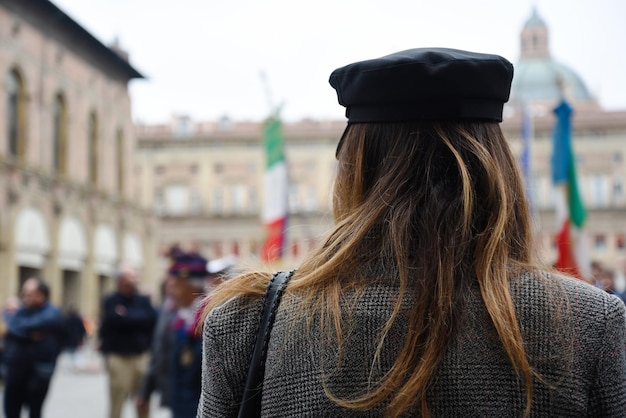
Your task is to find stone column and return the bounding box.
[0,208,17,300]
[81,213,98,322]
[142,214,160,301]
[44,213,62,307]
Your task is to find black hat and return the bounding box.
[329,48,513,124]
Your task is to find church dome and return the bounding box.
[511,58,593,102]
[510,9,594,104]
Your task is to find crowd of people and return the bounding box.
[0,243,233,418]
[98,243,232,418]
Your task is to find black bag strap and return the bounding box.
[237,270,295,418]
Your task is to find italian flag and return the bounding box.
[260,116,288,262]
[551,99,590,280]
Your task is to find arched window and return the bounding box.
[52,92,68,174]
[88,111,98,185]
[116,128,124,194]
[7,68,27,160]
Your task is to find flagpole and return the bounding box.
[521,101,540,243]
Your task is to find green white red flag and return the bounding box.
[260,117,288,262]
[551,99,590,280]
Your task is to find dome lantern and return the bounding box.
[520,7,550,59]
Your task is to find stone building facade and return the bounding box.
[0,0,158,321]
[136,9,626,280]
[135,118,343,273]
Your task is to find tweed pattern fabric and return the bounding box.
[197,272,626,417]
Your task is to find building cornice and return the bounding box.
[1,0,144,80]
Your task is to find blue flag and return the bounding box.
[551,100,573,184]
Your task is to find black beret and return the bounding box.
[329,48,513,123]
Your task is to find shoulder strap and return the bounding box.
[237,270,295,418]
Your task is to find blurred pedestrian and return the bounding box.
[3,278,65,418]
[167,251,216,418]
[136,275,177,414]
[197,48,626,416]
[99,263,157,418]
[63,305,86,371]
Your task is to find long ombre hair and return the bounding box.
[202,120,538,417]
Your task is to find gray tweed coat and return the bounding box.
[197,272,626,417]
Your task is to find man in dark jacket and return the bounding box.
[3,277,65,418]
[99,263,157,418]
